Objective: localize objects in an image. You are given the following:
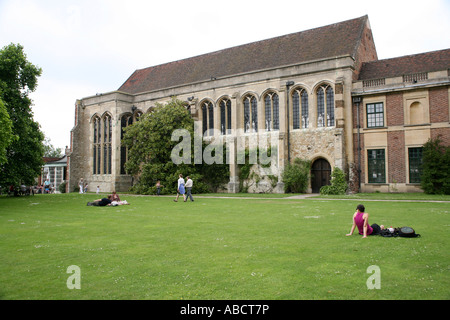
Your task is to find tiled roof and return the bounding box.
[43,155,67,164]
[119,16,370,95]
[358,49,450,80]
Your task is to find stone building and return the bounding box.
[67,15,450,193]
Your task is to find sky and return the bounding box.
[0,0,449,151]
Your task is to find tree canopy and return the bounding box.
[122,97,229,194]
[0,43,44,186]
[0,98,14,165]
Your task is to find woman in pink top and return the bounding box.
[346,204,384,238]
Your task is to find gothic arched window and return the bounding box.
[292,88,309,129]
[243,94,258,133]
[120,111,142,174]
[92,113,112,175]
[93,116,101,175]
[317,84,334,127]
[219,98,232,135]
[264,92,279,131]
[103,114,112,174]
[201,101,214,136]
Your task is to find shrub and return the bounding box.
[421,136,450,194]
[282,158,310,193]
[320,167,348,195]
[58,181,66,193]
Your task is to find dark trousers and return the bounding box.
[186,187,194,201]
[371,223,382,235]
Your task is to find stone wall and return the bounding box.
[289,127,345,169]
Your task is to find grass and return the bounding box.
[0,193,449,300]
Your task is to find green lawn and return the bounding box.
[0,193,448,300]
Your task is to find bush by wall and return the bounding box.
[320,167,347,195]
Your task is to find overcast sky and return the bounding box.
[1,0,449,150]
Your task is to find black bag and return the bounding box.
[379,226,420,238]
[380,228,397,237]
[398,226,420,238]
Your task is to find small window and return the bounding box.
[367,149,386,183]
[366,103,384,128]
[408,147,423,183]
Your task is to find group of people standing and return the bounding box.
[78,178,89,193]
[173,174,194,202]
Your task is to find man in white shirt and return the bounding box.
[185,176,194,202]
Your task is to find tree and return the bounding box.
[0,98,14,165]
[0,43,44,186]
[421,136,450,194]
[122,97,228,194]
[43,137,63,158]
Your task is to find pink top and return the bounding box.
[354,211,373,235]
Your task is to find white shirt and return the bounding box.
[185,179,193,188]
[177,178,185,188]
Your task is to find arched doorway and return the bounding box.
[311,158,331,193]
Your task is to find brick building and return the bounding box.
[352,50,450,192]
[67,15,450,193]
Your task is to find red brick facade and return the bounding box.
[387,131,406,183]
[351,48,450,192]
[429,87,449,123]
[431,128,450,147]
[386,92,404,126]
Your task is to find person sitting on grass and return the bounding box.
[346,204,384,238]
[111,191,120,201]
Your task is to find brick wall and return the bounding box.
[352,22,378,80]
[431,128,450,147]
[387,131,406,183]
[429,87,449,123]
[386,92,404,126]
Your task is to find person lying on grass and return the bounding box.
[87,195,129,206]
[346,204,385,238]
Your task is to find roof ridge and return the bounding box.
[362,48,450,65]
[133,15,369,73]
[118,15,370,94]
[358,48,450,80]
